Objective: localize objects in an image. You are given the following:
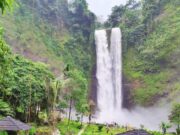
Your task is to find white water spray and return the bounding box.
[110,28,122,110]
[95,28,171,130]
[95,28,122,122]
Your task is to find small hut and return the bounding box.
[0,116,31,135]
[116,129,151,135]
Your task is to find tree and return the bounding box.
[75,99,88,126]
[0,99,13,117]
[88,100,95,124]
[169,103,180,134]
[0,0,14,13]
[0,29,13,101]
[106,5,126,27]
[105,0,142,50]
[9,56,54,122]
[46,79,63,127]
[160,122,171,135]
[142,0,159,34]
[46,79,61,113]
[68,0,95,39]
[62,67,88,127]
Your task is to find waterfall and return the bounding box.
[94,28,169,130]
[95,28,122,122]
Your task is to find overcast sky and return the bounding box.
[86,0,128,21]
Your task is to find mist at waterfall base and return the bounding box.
[94,28,171,130]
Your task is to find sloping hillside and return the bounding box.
[0,0,94,121]
[123,0,180,106]
[0,0,95,76]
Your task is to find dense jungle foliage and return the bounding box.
[0,0,95,124]
[105,0,180,106]
[0,0,96,76]
[0,0,180,134]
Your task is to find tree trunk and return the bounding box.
[88,114,91,124]
[81,114,83,126]
[68,97,72,126]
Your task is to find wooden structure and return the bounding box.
[0,116,31,135]
[116,130,151,135]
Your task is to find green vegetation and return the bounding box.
[0,38,55,120]
[124,49,169,105]
[58,119,82,135]
[160,122,171,135]
[0,0,180,135]
[0,0,95,123]
[0,0,95,76]
[57,119,126,135]
[0,0,96,122]
[0,0,14,13]
[106,0,180,105]
[169,103,180,134]
[0,131,7,135]
[82,124,126,135]
[149,131,173,135]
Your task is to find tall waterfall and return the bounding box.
[94,28,170,130]
[95,28,122,122]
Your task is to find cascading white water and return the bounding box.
[94,28,170,130]
[110,28,122,109]
[95,28,122,122]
